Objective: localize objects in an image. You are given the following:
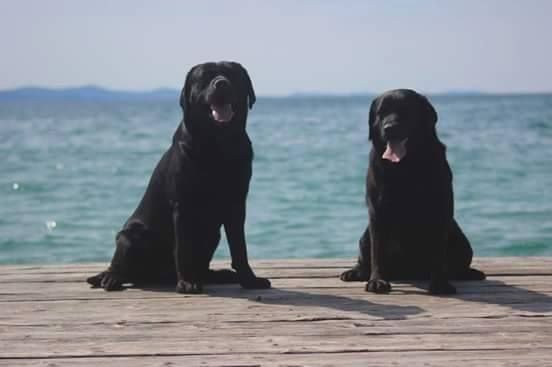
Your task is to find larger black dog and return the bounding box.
[341,89,485,295]
[87,62,271,294]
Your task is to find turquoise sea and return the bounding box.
[1,94,551,264]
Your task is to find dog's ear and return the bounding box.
[420,94,438,126]
[231,62,256,109]
[368,96,380,141]
[246,69,256,110]
[180,64,199,122]
[243,66,256,110]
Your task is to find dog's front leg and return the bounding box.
[428,229,456,295]
[172,201,203,294]
[366,219,391,293]
[224,202,271,289]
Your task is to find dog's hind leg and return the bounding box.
[87,231,134,291]
[87,220,153,291]
[447,219,486,280]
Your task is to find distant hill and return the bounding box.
[286,91,375,98]
[286,90,487,98]
[0,86,180,101]
[436,90,487,96]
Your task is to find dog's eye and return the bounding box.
[379,105,392,115]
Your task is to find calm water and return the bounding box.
[1,94,552,264]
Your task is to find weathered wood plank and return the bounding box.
[2,329,552,358]
[2,315,551,335]
[3,349,552,367]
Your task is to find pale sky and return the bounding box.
[1,0,551,95]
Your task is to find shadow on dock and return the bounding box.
[395,278,552,313]
[134,275,552,317]
[136,284,425,320]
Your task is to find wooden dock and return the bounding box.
[1,258,552,366]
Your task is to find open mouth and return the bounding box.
[210,104,234,123]
[382,138,408,163]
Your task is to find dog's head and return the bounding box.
[369,89,438,163]
[180,61,256,136]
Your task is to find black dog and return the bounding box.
[87,61,271,294]
[341,89,485,295]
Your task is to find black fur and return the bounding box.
[87,61,270,293]
[340,89,485,295]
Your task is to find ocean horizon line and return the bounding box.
[1,85,552,101]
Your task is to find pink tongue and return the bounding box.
[211,104,234,123]
[382,140,407,163]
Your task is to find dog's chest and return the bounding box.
[378,166,440,222]
[193,160,250,199]
[382,169,427,200]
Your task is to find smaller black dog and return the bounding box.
[87,62,270,294]
[341,89,485,295]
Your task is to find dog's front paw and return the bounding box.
[234,266,271,289]
[238,274,271,289]
[429,279,457,295]
[205,269,239,284]
[87,271,125,291]
[365,278,391,294]
[176,280,203,294]
[340,266,369,282]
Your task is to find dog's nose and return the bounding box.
[213,77,229,90]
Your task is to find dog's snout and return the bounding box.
[383,123,400,140]
[206,76,232,106]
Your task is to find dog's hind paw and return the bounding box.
[366,278,392,294]
[465,268,486,280]
[86,272,105,288]
[176,280,203,294]
[451,267,486,281]
[340,266,369,282]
